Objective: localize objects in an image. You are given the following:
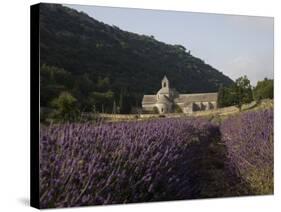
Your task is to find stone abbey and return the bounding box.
[142,76,218,114]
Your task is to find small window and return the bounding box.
[161,108,164,112]
[163,82,166,87]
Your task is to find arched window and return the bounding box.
[161,108,164,112]
[163,82,166,87]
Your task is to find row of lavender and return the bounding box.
[40,118,219,208]
[39,109,273,208]
[221,109,273,194]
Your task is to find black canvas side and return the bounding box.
[30,3,40,209]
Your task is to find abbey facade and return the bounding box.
[142,76,218,114]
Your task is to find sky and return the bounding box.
[65,4,274,86]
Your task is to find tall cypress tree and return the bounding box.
[217,84,224,108]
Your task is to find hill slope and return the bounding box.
[39,3,233,113]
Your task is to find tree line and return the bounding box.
[40,64,140,122]
[218,76,273,109]
[40,64,273,123]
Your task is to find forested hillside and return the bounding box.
[39,3,233,113]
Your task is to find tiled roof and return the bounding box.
[174,93,218,103]
[142,95,157,104]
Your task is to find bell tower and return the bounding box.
[162,75,169,89]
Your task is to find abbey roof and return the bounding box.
[174,93,218,103]
[142,95,157,105]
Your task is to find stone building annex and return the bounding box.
[142,76,218,114]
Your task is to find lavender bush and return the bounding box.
[221,109,274,194]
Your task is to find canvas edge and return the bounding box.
[30,3,40,209]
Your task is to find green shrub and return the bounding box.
[173,104,183,113]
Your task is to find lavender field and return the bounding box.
[39,109,273,208]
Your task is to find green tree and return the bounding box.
[119,88,133,114]
[119,91,124,114]
[217,84,224,108]
[217,84,239,107]
[97,76,110,90]
[217,76,253,108]
[112,100,117,114]
[40,64,73,107]
[172,104,183,113]
[235,76,253,109]
[88,90,114,113]
[51,91,79,121]
[253,78,273,100]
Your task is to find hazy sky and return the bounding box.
[65,4,274,86]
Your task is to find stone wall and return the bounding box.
[192,105,239,117]
[96,105,239,122]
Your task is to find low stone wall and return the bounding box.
[241,101,257,111]
[97,105,240,121]
[97,113,140,121]
[94,103,247,122]
[259,99,273,108]
[98,113,189,121]
[191,106,239,117]
[216,106,239,115]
